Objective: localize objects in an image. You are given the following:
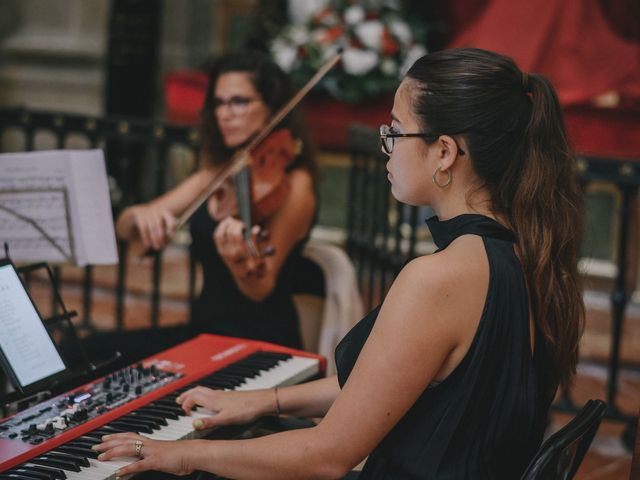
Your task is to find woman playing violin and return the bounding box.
[115,51,318,349]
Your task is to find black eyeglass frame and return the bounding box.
[379,124,466,157]
[213,96,260,114]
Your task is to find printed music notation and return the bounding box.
[0,189,74,263]
[0,150,118,266]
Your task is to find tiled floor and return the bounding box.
[25,245,640,479]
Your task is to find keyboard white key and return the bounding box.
[236,356,320,390]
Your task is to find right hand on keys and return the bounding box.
[128,203,177,251]
[176,386,277,430]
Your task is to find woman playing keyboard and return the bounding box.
[96,47,584,479]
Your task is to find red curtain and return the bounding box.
[443,0,640,106]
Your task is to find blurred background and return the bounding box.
[0,1,639,478]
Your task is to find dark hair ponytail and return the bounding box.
[512,74,584,388]
[406,48,584,389]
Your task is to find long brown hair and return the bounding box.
[199,50,318,182]
[406,48,584,389]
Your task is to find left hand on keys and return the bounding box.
[94,432,197,477]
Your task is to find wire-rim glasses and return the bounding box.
[379,124,465,157]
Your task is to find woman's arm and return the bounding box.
[115,169,214,250]
[215,168,316,301]
[98,236,490,479]
[176,375,341,431]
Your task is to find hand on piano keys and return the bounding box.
[95,432,200,477]
[1,335,324,479]
[176,386,278,430]
[90,386,281,477]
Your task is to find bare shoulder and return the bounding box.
[288,168,314,193]
[396,235,488,294]
[380,234,489,348]
[277,168,316,212]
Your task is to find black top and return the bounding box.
[335,214,553,479]
[189,203,304,349]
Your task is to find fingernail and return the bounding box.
[91,444,100,450]
[102,434,111,440]
[98,453,105,461]
[193,419,204,429]
[262,246,275,256]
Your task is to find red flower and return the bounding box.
[318,26,344,44]
[312,7,335,26]
[382,27,400,56]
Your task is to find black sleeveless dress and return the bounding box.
[335,214,554,479]
[189,203,304,349]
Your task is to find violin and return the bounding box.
[209,128,301,222]
[174,51,342,257]
[207,128,301,257]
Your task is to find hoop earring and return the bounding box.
[432,166,452,188]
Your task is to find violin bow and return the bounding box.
[175,50,342,230]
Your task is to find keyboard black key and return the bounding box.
[54,445,98,460]
[46,452,89,468]
[108,420,152,434]
[120,414,163,429]
[128,412,168,426]
[22,465,66,480]
[0,474,40,480]
[30,457,81,473]
[137,406,180,420]
[5,468,51,480]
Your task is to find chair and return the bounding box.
[292,239,364,375]
[520,399,607,480]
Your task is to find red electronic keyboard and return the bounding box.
[0,334,326,478]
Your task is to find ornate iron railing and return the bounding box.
[0,107,202,334]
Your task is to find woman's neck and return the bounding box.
[430,189,501,224]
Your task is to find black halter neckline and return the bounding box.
[425,214,517,251]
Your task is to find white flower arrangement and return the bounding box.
[271,0,427,103]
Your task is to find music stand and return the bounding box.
[0,252,121,413]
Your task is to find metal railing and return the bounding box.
[0,107,202,332]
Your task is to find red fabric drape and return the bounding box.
[447,0,640,106]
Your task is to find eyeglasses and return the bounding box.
[379,124,466,156]
[213,96,260,116]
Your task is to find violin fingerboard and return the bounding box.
[234,166,253,237]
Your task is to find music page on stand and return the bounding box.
[0,263,65,388]
[0,149,118,266]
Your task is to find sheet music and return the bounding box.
[0,150,118,265]
[0,189,73,263]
